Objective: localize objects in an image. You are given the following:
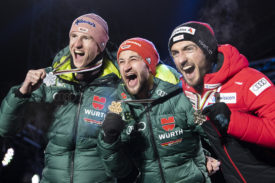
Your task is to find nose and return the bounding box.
[124,61,132,73]
[178,52,188,65]
[75,38,82,48]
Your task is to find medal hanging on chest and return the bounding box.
[194,109,207,125]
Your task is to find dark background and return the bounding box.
[1,0,275,97]
[0,0,275,182]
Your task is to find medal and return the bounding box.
[43,72,57,86]
[194,109,207,125]
[108,101,123,114]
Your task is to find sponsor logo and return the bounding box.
[158,129,183,140]
[92,96,106,110]
[145,57,151,64]
[156,89,167,97]
[78,27,89,33]
[161,138,182,146]
[219,93,237,104]
[170,26,196,38]
[53,92,77,103]
[204,83,221,89]
[83,118,102,125]
[121,45,131,49]
[126,121,146,135]
[235,82,243,85]
[121,92,127,99]
[249,77,271,96]
[185,91,198,109]
[123,40,141,47]
[75,19,96,27]
[161,117,175,131]
[198,40,213,55]
[173,34,184,42]
[84,109,106,118]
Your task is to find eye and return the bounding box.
[171,51,178,57]
[130,58,138,62]
[83,36,90,40]
[185,45,196,52]
[70,33,77,39]
[118,59,125,64]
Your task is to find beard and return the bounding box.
[125,75,151,99]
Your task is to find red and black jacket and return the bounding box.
[181,44,275,183]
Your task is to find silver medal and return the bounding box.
[43,72,57,86]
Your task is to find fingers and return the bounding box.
[29,69,46,84]
[206,156,221,176]
[19,69,46,94]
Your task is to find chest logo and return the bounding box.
[92,96,106,110]
[161,116,175,131]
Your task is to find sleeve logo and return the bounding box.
[249,77,271,96]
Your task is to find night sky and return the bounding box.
[0,0,275,100]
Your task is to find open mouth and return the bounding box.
[183,65,195,73]
[125,73,137,87]
[74,50,85,60]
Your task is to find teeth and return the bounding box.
[125,73,135,77]
[183,65,192,71]
[75,50,84,54]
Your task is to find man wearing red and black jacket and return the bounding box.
[168,21,275,183]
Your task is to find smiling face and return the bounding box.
[118,50,153,98]
[171,41,212,90]
[69,31,100,68]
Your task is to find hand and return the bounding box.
[102,112,125,144]
[19,69,46,95]
[206,156,221,176]
[202,102,231,135]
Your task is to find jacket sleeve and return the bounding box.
[192,141,211,183]
[0,85,45,136]
[227,70,275,149]
[97,130,137,179]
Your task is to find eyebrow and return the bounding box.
[129,55,139,59]
[171,43,197,51]
[119,55,139,60]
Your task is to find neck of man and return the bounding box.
[72,53,103,82]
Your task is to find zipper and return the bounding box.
[145,105,166,183]
[70,90,84,183]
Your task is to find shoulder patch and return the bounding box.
[249,77,271,96]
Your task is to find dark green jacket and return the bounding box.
[0,47,120,183]
[97,78,211,183]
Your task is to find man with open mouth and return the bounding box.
[168,21,275,183]
[0,13,121,183]
[97,37,211,183]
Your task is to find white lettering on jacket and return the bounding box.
[158,129,183,140]
[219,93,237,104]
[84,109,106,118]
[249,77,271,96]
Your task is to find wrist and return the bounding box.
[14,88,31,98]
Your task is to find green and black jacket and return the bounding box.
[0,46,120,183]
[97,77,211,183]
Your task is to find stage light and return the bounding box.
[32,174,40,183]
[1,147,14,166]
